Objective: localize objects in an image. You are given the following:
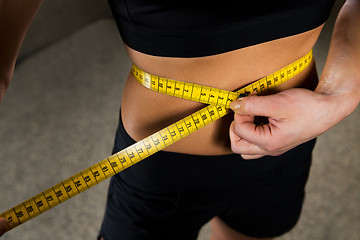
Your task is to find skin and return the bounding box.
[0,218,7,237]
[0,0,43,102]
[1,0,359,239]
[229,0,360,160]
[121,26,321,156]
[0,0,43,237]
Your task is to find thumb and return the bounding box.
[0,218,9,237]
[230,94,284,117]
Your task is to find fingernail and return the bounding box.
[230,100,241,112]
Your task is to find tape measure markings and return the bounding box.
[132,65,239,108]
[1,49,313,231]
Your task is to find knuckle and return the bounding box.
[242,97,254,115]
[230,121,242,139]
[276,91,295,107]
[230,140,241,154]
[230,138,246,155]
[230,146,239,155]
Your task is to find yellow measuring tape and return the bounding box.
[1,49,313,231]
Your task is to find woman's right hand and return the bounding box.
[0,218,8,237]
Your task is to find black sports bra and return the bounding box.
[108,0,335,58]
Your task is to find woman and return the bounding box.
[1,0,359,239]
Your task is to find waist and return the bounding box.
[120,27,321,155]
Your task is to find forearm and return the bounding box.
[316,0,360,114]
[0,0,43,102]
[230,0,360,158]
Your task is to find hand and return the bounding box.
[0,68,15,103]
[0,218,8,237]
[229,88,346,159]
[0,72,11,104]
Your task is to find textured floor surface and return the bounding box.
[0,2,359,240]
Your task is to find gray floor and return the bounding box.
[0,2,359,240]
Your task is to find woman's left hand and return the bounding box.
[0,218,8,237]
[229,88,348,159]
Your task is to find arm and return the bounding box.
[229,0,360,159]
[316,0,360,104]
[0,0,43,103]
[0,0,43,236]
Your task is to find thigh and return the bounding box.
[100,112,316,239]
[99,175,198,240]
[99,114,228,239]
[211,217,273,240]
[218,139,316,238]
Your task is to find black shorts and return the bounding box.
[99,113,316,239]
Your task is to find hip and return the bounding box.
[120,60,319,155]
[113,111,317,190]
[120,25,322,155]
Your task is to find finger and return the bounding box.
[230,122,268,156]
[0,218,9,237]
[232,114,253,136]
[230,94,285,117]
[241,154,265,160]
[233,113,278,149]
[230,134,267,155]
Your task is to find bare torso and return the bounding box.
[121,25,323,155]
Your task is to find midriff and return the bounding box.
[120,25,324,155]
